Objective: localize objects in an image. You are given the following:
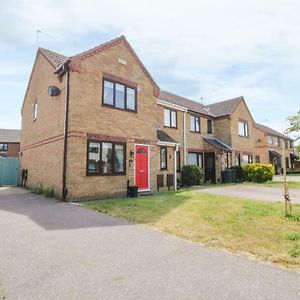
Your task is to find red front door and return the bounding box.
[135,145,149,190]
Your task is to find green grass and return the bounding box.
[84,190,300,271]
[243,181,300,189]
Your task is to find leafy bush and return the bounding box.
[230,165,245,182]
[181,165,204,186]
[242,163,274,183]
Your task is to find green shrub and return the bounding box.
[289,244,300,258]
[242,163,274,183]
[181,165,204,186]
[230,165,245,182]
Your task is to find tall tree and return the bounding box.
[285,110,300,141]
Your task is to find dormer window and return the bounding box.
[102,78,137,112]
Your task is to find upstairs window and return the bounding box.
[285,140,289,149]
[290,140,294,149]
[207,119,213,133]
[190,115,200,132]
[274,137,280,146]
[33,99,38,121]
[164,109,177,128]
[102,79,137,112]
[238,121,248,137]
[0,143,8,152]
[160,147,167,170]
[268,136,273,145]
[87,140,126,175]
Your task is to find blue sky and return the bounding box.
[1,0,299,140]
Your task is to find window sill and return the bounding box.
[86,172,126,177]
[190,131,201,134]
[164,126,177,129]
[238,135,249,138]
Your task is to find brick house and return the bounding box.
[20,35,296,200]
[0,129,20,157]
[254,123,297,173]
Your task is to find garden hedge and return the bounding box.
[242,163,275,183]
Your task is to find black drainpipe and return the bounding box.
[62,68,70,200]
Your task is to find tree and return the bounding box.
[285,110,300,141]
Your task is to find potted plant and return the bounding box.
[128,185,138,198]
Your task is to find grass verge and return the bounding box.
[243,181,300,189]
[84,190,300,271]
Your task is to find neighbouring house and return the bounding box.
[0,129,20,157]
[254,123,298,173]
[20,35,296,200]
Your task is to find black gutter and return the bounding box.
[61,64,70,201]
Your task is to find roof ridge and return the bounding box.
[207,96,243,107]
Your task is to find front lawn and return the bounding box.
[84,190,300,271]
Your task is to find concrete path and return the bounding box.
[198,185,300,204]
[1,187,300,300]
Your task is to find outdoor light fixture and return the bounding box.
[130,150,134,157]
[48,86,61,98]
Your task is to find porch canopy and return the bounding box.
[269,150,281,159]
[290,152,299,160]
[203,136,232,152]
[157,129,178,145]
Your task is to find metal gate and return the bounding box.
[0,157,19,186]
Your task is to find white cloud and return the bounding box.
[1,0,300,128]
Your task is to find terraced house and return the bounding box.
[20,36,297,200]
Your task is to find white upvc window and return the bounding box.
[164,108,177,128]
[238,121,249,137]
[33,99,38,121]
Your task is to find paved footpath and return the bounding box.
[198,185,300,204]
[1,187,300,300]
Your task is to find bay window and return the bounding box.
[87,140,126,175]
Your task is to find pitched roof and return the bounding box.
[254,123,292,140]
[158,90,214,117]
[205,97,243,117]
[39,48,68,69]
[38,36,159,92]
[0,129,21,143]
[203,136,232,152]
[157,129,178,144]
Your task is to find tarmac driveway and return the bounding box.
[198,185,300,204]
[1,187,300,300]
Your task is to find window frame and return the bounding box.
[207,119,213,133]
[176,150,181,172]
[33,99,38,121]
[188,152,203,168]
[0,143,8,152]
[190,115,201,133]
[268,135,273,145]
[238,121,249,137]
[102,78,137,113]
[164,108,177,128]
[255,155,260,163]
[86,139,126,176]
[160,146,168,170]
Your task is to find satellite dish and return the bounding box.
[48,86,61,97]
